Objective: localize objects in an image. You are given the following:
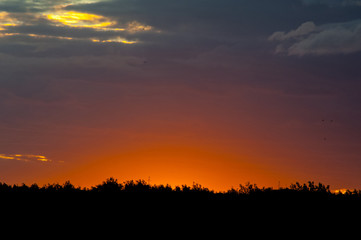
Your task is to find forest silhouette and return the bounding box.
[1,178,360,201]
[2,178,361,223]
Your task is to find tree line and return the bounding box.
[0,178,360,200]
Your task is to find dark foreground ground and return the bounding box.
[1,179,360,235]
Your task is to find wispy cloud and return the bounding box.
[0,154,52,163]
[268,21,317,42]
[269,19,361,56]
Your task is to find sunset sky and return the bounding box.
[1,0,361,191]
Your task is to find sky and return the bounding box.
[1,0,361,191]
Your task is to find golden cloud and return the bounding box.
[0,154,51,163]
[45,11,153,33]
[46,11,116,29]
[0,8,155,44]
[126,21,153,33]
[0,11,23,31]
[91,36,137,44]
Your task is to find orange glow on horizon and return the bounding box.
[54,140,288,192]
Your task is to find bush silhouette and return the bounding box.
[92,177,123,192]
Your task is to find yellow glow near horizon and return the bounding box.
[46,11,115,29]
[333,189,350,194]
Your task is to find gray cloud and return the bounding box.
[0,0,68,13]
[269,19,361,56]
[269,21,317,41]
[302,0,361,6]
[66,0,310,37]
[0,0,100,13]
